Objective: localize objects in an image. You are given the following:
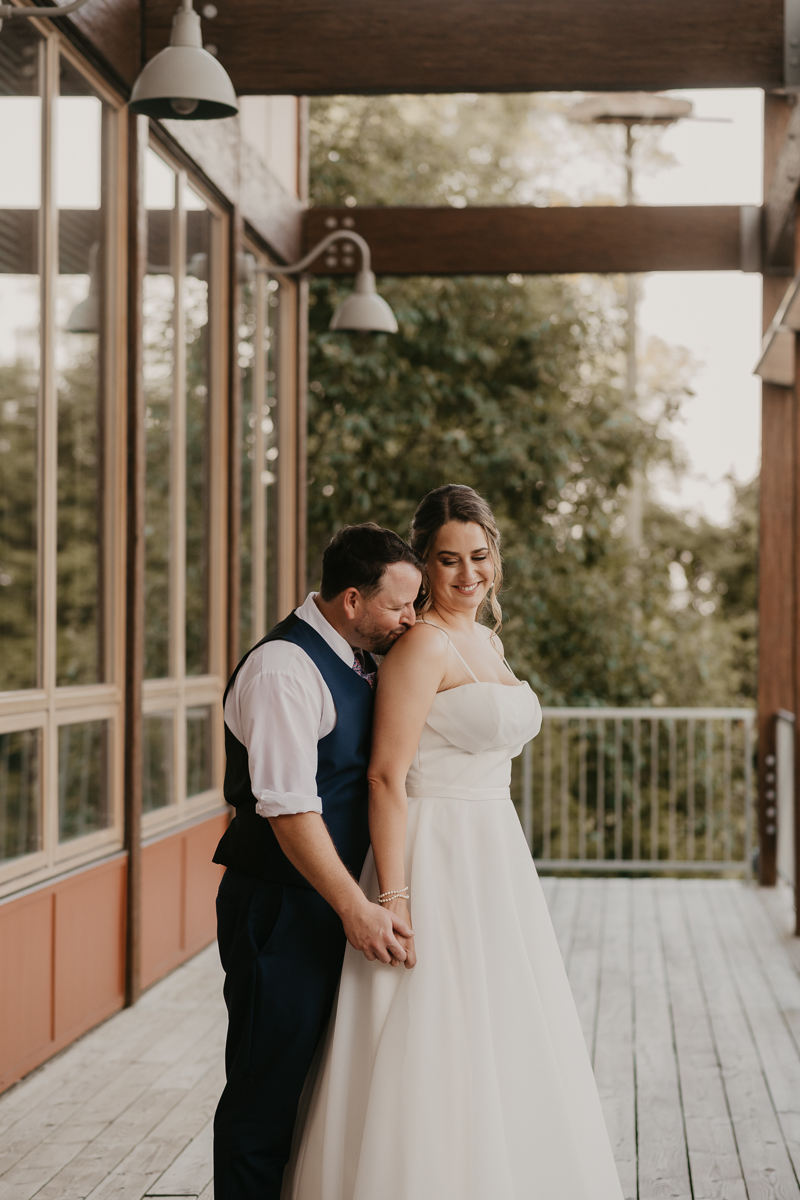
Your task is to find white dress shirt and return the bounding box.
[224,593,359,819]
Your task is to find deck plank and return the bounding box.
[657,881,747,1200]
[685,882,800,1200]
[632,879,692,1200]
[593,879,636,1200]
[567,879,607,1056]
[707,884,800,1185]
[3,882,800,1200]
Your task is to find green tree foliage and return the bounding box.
[0,361,38,691]
[307,94,757,706]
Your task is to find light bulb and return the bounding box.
[170,96,199,115]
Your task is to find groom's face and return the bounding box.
[351,562,421,655]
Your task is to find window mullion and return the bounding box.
[40,33,60,867]
[172,170,187,808]
[252,270,267,642]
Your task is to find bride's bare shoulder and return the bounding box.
[383,619,449,666]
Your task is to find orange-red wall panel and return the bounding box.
[0,854,126,1093]
[53,857,127,1044]
[0,891,54,1089]
[185,814,227,956]
[141,834,185,989]
[140,813,227,991]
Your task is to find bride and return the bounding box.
[284,484,623,1200]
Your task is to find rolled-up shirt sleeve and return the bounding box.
[230,665,326,818]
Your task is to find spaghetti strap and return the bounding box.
[419,617,480,684]
[490,631,518,680]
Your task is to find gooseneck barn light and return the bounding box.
[129,0,237,120]
[0,0,237,121]
[248,231,398,334]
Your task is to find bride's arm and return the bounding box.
[367,624,447,968]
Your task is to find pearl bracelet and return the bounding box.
[378,887,409,905]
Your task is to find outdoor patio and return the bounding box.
[0,877,798,1200]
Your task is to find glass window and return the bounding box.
[238,276,256,652]
[0,37,123,891]
[237,259,281,654]
[184,184,211,676]
[143,711,174,814]
[55,57,107,686]
[186,705,213,797]
[57,718,110,842]
[0,23,42,692]
[0,727,41,863]
[140,143,225,831]
[144,148,176,681]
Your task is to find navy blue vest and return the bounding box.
[213,612,375,889]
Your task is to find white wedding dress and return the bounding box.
[284,642,623,1200]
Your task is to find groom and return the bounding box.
[212,523,422,1200]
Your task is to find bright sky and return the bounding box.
[634,89,763,524]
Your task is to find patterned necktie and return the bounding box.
[352,650,376,689]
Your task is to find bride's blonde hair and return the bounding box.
[409,484,503,631]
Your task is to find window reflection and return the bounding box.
[55,58,106,686]
[238,267,280,652]
[58,718,110,841]
[184,184,210,676]
[186,705,213,796]
[0,23,42,692]
[144,149,175,680]
[0,727,41,862]
[143,710,174,813]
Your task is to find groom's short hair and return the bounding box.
[320,523,421,601]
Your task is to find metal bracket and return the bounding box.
[786,0,800,90]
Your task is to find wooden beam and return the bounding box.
[59,0,141,90]
[765,99,800,267]
[144,0,783,95]
[304,206,745,276]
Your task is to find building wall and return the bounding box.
[0,811,226,1093]
[0,15,303,1096]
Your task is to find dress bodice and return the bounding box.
[405,682,542,800]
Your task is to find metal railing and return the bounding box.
[514,708,755,875]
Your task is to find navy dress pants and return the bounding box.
[213,868,347,1200]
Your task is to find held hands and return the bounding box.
[383,897,417,969]
[342,895,416,969]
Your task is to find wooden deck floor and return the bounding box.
[1,879,799,1199]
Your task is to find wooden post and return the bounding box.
[124,113,147,1005]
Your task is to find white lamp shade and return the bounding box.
[66,292,99,334]
[129,4,238,120]
[66,242,100,334]
[329,270,398,333]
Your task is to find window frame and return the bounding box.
[0,28,127,898]
[238,235,298,655]
[140,135,229,841]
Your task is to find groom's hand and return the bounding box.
[341,896,413,965]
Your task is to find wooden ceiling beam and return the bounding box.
[303,206,748,276]
[142,0,783,95]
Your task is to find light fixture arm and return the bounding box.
[256,230,372,277]
[0,0,92,21]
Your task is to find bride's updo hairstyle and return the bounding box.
[409,484,503,630]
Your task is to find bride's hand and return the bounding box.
[385,898,416,969]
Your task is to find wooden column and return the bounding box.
[758,95,797,889]
[124,113,148,1005]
